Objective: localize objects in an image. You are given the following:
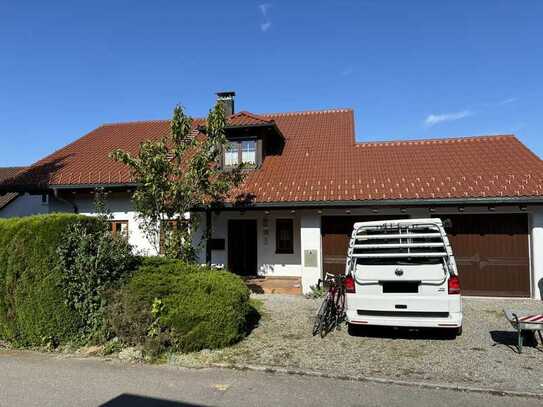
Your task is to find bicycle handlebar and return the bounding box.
[317,273,346,289]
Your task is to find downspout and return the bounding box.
[53,188,78,214]
[205,209,212,265]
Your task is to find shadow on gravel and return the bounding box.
[244,302,262,336]
[347,324,458,340]
[100,393,207,407]
[490,330,541,353]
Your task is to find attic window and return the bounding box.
[242,140,256,164]
[225,142,239,166]
[224,139,256,166]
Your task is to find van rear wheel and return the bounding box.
[445,326,462,338]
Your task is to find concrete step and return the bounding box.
[243,276,302,295]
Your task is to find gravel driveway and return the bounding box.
[172,294,543,394]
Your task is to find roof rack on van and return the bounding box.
[348,221,451,259]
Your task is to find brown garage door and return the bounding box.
[322,214,530,297]
[441,214,530,297]
[321,216,407,276]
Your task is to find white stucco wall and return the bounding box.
[530,208,543,300]
[0,193,48,218]
[49,192,157,256]
[300,213,322,294]
[46,191,542,299]
[204,210,302,277]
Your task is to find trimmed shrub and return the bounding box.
[57,220,137,340]
[106,261,251,354]
[0,214,101,345]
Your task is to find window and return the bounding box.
[223,139,257,166]
[225,142,239,166]
[159,220,178,255]
[241,140,256,164]
[276,219,294,254]
[159,219,191,255]
[110,220,128,239]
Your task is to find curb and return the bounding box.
[209,362,543,400]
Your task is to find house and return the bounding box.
[0,167,47,218]
[2,92,543,298]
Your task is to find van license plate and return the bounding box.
[381,281,420,293]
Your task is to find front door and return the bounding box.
[228,219,257,276]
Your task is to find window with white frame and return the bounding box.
[225,142,239,166]
[224,139,257,166]
[241,140,256,164]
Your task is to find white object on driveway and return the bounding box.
[344,218,462,336]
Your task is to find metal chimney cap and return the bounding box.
[216,91,236,99]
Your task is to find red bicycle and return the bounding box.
[312,273,346,338]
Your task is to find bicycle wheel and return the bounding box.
[334,287,346,327]
[319,298,335,338]
[312,296,329,336]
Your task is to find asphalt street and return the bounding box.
[0,350,539,407]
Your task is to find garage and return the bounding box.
[442,214,530,297]
[321,213,530,297]
[321,216,404,276]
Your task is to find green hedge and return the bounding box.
[107,261,251,353]
[0,214,101,346]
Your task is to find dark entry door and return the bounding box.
[228,219,257,276]
[441,214,529,297]
[321,215,407,276]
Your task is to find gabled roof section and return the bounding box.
[0,167,26,209]
[2,107,543,204]
[234,133,543,203]
[226,111,274,128]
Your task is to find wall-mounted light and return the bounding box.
[488,206,495,211]
[519,205,527,211]
[317,209,323,215]
[265,210,270,215]
[400,208,407,213]
[458,206,465,212]
[371,209,379,214]
[429,208,436,213]
[290,210,296,214]
[345,209,351,214]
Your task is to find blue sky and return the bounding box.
[1,0,542,166]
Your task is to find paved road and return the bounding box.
[0,350,540,407]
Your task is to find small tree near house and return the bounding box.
[110,103,245,260]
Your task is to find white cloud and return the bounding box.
[498,97,518,105]
[341,66,353,76]
[424,110,472,127]
[258,4,272,32]
[259,3,271,17]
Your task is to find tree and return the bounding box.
[110,103,245,260]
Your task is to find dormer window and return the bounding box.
[242,140,256,164]
[224,139,257,167]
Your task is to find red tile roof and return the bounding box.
[225,111,274,127]
[3,109,543,204]
[0,167,25,209]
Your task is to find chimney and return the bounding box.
[216,91,235,117]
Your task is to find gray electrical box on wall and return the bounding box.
[304,249,318,267]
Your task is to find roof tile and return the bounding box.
[3,109,543,203]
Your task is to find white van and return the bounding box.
[343,218,462,336]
